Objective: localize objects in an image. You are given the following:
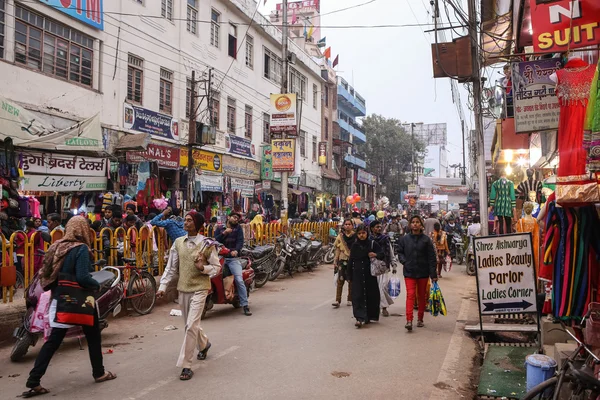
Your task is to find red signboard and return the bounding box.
[127,143,180,169]
[530,0,600,52]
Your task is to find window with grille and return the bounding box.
[263,47,282,83]
[324,117,329,140]
[211,97,220,129]
[14,5,94,87]
[245,35,253,69]
[228,23,237,59]
[299,130,306,157]
[0,0,5,59]
[289,68,306,101]
[312,84,318,109]
[262,113,270,143]
[127,54,143,104]
[312,135,317,162]
[161,0,173,21]
[210,9,220,48]
[244,105,252,139]
[187,0,198,34]
[159,68,172,114]
[227,97,236,134]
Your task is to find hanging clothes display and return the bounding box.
[555,58,596,177]
[489,175,516,234]
[584,59,600,172]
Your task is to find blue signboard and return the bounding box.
[124,104,180,142]
[225,134,255,159]
[39,0,104,30]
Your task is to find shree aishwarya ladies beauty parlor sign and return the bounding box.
[473,233,537,315]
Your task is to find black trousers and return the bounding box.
[26,312,105,388]
[497,216,512,235]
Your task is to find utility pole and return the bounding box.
[188,70,196,212]
[461,119,467,185]
[467,0,488,235]
[280,0,290,223]
[410,123,415,184]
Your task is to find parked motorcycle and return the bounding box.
[465,236,476,276]
[202,246,255,318]
[449,232,465,265]
[240,244,276,288]
[272,232,330,278]
[11,260,123,362]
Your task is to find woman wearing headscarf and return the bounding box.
[347,224,384,328]
[331,219,356,308]
[22,216,116,398]
[370,220,394,317]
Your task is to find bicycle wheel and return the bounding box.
[522,376,563,400]
[128,270,157,315]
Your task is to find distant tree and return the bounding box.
[356,114,425,206]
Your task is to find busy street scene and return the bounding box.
[0,0,600,399]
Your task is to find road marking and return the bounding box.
[428,299,471,400]
[124,345,240,400]
[310,298,334,311]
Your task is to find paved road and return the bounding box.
[0,264,479,400]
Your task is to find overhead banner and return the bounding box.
[0,96,103,150]
[21,152,107,177]
[124,103,179,143]
[192,149,222,172]
[225,134,255,158]
[318,141,327,166]
[512,59,561,133]
[126,143,180,169]
[22,175,107,192]
[473,233,537,315]
[530,0,600,53]
[230,177,255,197]
[40,0,104,30]
[271,139,295,172]
[269,94,297,136]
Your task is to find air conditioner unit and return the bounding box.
[287,51,297,65]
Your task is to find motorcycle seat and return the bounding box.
[295,241,308,251]
[91,270,115,287]
[310,241,321,250]
[249,245,273,259]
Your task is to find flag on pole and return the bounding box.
[317,37,326,47]
[307,25,315,40]
[323,47,331,59]
[332,55,339,68]
[291,9,297,24]
[303,24,308,39]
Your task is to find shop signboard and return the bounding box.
[197,174,223,192]
[512,58,561,133]
[262,180,271,189]
[261,145,275,180]
[225,134,255,158]
[124,104,180,142]
[357,169,376,186]
[473,233,537,315]
[530,0,600,53]
[269,94,298,136]
[127,143,180,169]
[22,175,107,192]
[40,0,104,30]
[192,150,222,172]
[222,155,260,180]
[21,151,107,177]
[318,142,327,166]
[271,139,295,172]
[230,178,255,197]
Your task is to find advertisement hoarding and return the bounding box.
[124,104,179,142]
[269,94,298,136]
[271,139,295,172]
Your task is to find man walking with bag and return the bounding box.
[156,211,220,381]
[397,215,438,331]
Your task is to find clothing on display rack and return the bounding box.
[490,176,516,234]
[584,60,600,172]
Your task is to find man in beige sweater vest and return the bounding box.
[157,211,220,381]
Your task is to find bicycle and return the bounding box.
[118,256,157,315]
[522,309,600,399]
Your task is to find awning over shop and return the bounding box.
[0,95,103,151]
[322,168,340,180]
[115,132,150,151]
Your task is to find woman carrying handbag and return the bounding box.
[22,216,116,398]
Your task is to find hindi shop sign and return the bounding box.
[474,233,537,315]
[230,178,255,197]
[271,139,295,172]
[192,150,222,173]
[126,143,180,169]
[269,94,298,136]
[40,0,104,30]
[124,104,179,142]
[225,134,255,158]
[21,151,107,177]
[530,0,600,53]
[512,59,561,133]
[22,175,107,192]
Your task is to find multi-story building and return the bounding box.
[0,0,323,216]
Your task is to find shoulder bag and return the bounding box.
[370,240,388,277]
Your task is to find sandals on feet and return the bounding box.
[331,302,340,308]
[197,342,211,360]
[417,320,425,328]
[21,387,50,398]
[95,371,117,383]
[180,368,194,381]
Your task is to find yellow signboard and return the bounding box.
[271,139,295,172]
[194,150,222,172]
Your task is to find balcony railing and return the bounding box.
[337,84,366,117]
[344,153,366,169]
[338,118,366,143]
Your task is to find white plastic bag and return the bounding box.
[388,272,402,299]
[333,271,339,288]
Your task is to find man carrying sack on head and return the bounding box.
[157,211,220,381]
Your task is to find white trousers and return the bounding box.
[176,290,210,369]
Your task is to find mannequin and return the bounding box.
[517,169,542,203]
[489,171,516,234]
[516,202,540,276]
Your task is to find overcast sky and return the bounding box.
[259,0,474,169]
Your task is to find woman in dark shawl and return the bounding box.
[347,224,384,328]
